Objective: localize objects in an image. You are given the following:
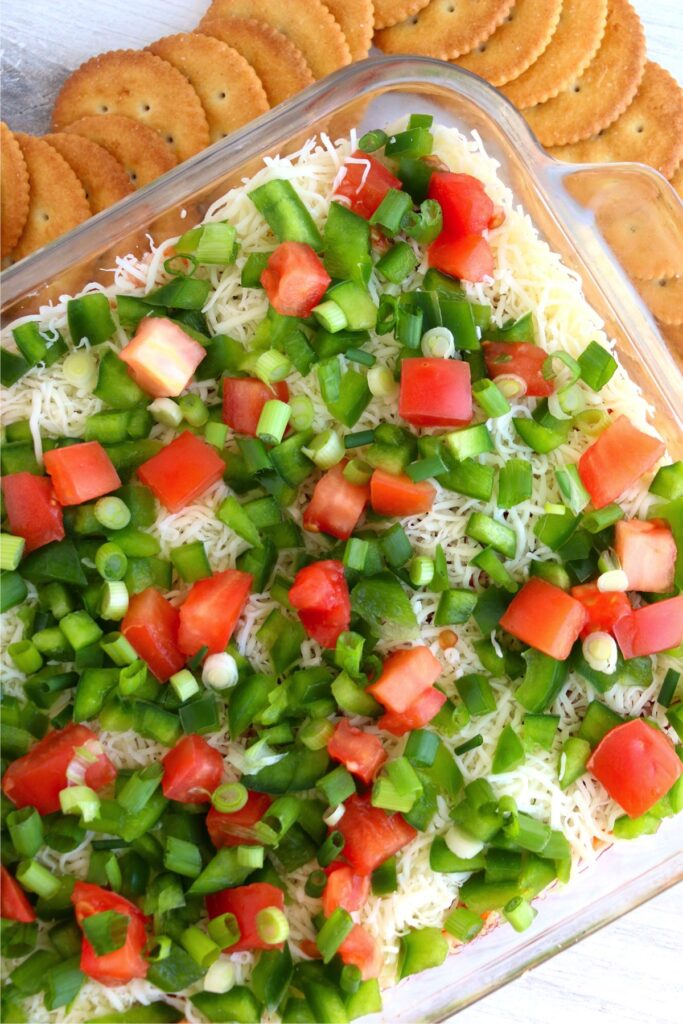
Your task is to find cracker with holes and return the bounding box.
[147,33,269,144]
[322,0,374,61]
[373,0,431,30]
[43,132,133,214]
[455,0,562,88]
[52,49,210,162]
[63,115,177,189]
[374,0,515,60]
[1,122,30,258]
[637,276,683,326]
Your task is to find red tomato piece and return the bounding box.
[338,924,382,981]
[427,172,494,238]
[222,378,289,437]
[121,587,185,682]
[570,582,632,638]
[261,242,331,317]
[207,792,272,848]
[499,578,587,660]
[398,357,472,428]
[2,472,64,553]
[72,882,147,986]
[178,569,252,657]
[379,687,447,737]
[482,341,553,398]
[289,559,351,648]
[137,430,224,512]
[322,866,370,918]
[614,519,676,594]
[578,416,665,509]
[588,719,683,818]
[367,647,442,715]
[119,316,206,398]
[2,724,115,816]
[43,441,120,506]
[0,865,35,923]
[428,232,494,282]
[327,719,387,785]
[334,151,402,219]
[162,734,223,804]
[335,794,416,876]
[370,469,435,517]
[613,595,683,659]
[206,883,285,952]
[303,462,369,541]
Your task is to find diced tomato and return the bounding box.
[370,469,435,517]
[43,441,120,506]
[178,569,252,657]
[137,430,224,513]
[322,866,370,918]
[222,378,290,438]
[398,357,472,428]
[303,462,369,541]
[588,719,683,818]
[613,595,683,659]
[335,794,416,876]
[121,587,185,682]
[428,232,494,282]
[207,792,272,848]
[1,865,35,923]
[261,242,331,317]
[2,472,64,553]
[206,883,285,952]
[119,316,206,398]
[2,723,115,815]
[338,924,382,980]
[427,173,494,238]
[482,341,553,398]
[578,416,665,509]
[379,687,447,737]
[162,734,223,803]
[500,577,587,661]
[367,647,442,714]
[334,151,402,219]
[614,519,676,594]
[72,882,147,986]
[327,719,387,785]
[289,559,350,648]
[570,582,632,638]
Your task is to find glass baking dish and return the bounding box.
[2,56,682,1019]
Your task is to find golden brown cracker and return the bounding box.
[146,33,268,145]
[671,163,683,201]
[374,0,516,60]
[501,0,608,109]
[199,18,314,108]
[637,275,683,326]
[662,322,683,371]
[52,49,210,162]
[10,133,91,263]
[455,0,562,88]
[522,0,646,147]
[373,0,431,31]
[322,0,374,61]
[548,64,683,180]
[63,115,177,189]
[200,0,351,79]
[1,122,30,258]
[43,132,133,215]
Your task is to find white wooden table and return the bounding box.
[2,3,682,1021]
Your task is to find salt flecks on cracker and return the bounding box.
[323,0,374,62]
[63,114,177,190]
[43,132,133,215]
[374,0,516,60]
[373,0,431,31]
[455,0,562,88]
[1,122,30,259]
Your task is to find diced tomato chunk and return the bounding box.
[162,734,223,803]
[261,242,331,317]
[207,792,272,848]
[399,357,472,428]
[222,378,289,437]
[206,883,285,952]
[303,462,369,541]
[370,469,435,517]
[137,430,224,512]
[2,472,64,552]
[482,341,553,398]
[44,441,120,506]
[289,559,351,648]
[379,687,447,736]
[500,577,587,660]
[121,587,185,682]
[588,719,682,818]
[427,172,494,238]
[578,416,665,509]
[327,719,387,785]
[2,724,115,816]
[72,882,147,986]
[367,647,442,714]
[428,232,494,282]
[1,865,35,923]
[335,794,416,875]
[338,924,382,980]
[322,866,370,918]
[334,151,402,219]
[119,316,206,398]
[178,569,252,657]
[613,595,683,659]
[570,582,632,638]
[614,519,676,593]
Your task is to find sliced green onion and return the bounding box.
[82,910,128,955]
[177,221,237,265]
[170,668,200,701]
[367,365,398,398]
[370,188,413,235]
[63,350,98,391]
[494,373,527,399]
[384,127,433,158]
[376,241,418,284]
[343,458,373,485]
[542,351,580,388]
[299,718,335,751]
[7,807,43,858]
[17,858,61,898]
[165,836,203,878]
[100,631,137,666]
[658,669,680,708]
[305,868,328,898]
[8,639,43,674]
[581,503,624,532]
[100,581,129,620]
[202,652,239,690]
[578,340,617,392]
[212,783,247,814]
[582,631,618,674]
[444,906,484,943]
[318,765,355,807]
[181,925,221,968]
[345,347,376,367]
[149,397,183,427]
[0,534,25,571]
[503,895,537,932]
[409,556,434,587]
[203,957,236,994]
[401,199,443,244]
[179,393,209,428]
[59,785,101,822]
[344,537,369,572]
[472,378,511,418]
[257,399,291,445]
[304,429,344,470]
[205,421,229,449]
[573,407,609,435]
[544,502,566,516]
[597,569,629,592]
[344,429,375,450]
[316,907,353,963]
[289,394,314,432]
[313,300,348,333]
[444,824,484,860]
[255,907,289,945]
[255,349,291,384]
[207,912,241,949]
[358,129,388,153]
[548,384,584,419]
[421,326,455,358]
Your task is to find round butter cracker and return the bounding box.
[43,132,133,215]
[63,115,177,190]
[323,0,374,61]
[636,276,683,326]
[455,0,562,88]
[1,122,30,259]
[373,0,431,31]
[671,163,683,201]
[374,0,516,60]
